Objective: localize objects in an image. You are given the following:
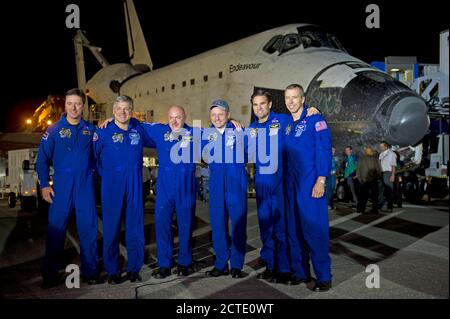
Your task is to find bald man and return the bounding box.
[136,106,201,278]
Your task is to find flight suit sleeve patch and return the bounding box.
[315,120,328,132]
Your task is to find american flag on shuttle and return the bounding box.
[315,120,328,132]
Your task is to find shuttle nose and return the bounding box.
[387,96,429,146]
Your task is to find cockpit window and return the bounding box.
[279,34,301,54]
[298,35,319,49]
[329,35,345,51]
[263,34,302,55]
[297,25,346,51]
[263,35,283,54]
[263,26,346,56]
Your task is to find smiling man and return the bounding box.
[284,84,333,292]
[138,105,200,279]
[93,95,152,284]
[203,99,249,279]
[37,88,100,288]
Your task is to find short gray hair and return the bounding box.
[113,95,134,110]
[285,84,305,97]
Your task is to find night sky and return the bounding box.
[1,0,447,132]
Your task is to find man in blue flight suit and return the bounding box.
[284,84,333,292]
[248,90,320,284]
[93,95,151,284]
[37,88,100,288]
[141,106,200,279]
[203,99,248,278]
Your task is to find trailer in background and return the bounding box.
[5,148,47,211]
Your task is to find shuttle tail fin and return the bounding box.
[124,0,153,70]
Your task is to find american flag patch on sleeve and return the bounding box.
[42,131,49,141]
[315,120,328,132]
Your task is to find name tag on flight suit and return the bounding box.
[269,123,280,136]
[130,132,140,145]
[180,135,192,148]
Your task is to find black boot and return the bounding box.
[309,281,332,292]
[289,275,311,286]
[273,272,291,285]
[205,267,229,277]
[256,268,275,281]
[152,267,172,279]
[231,268,244,279]
[126,271,142,282]
[176,265,193,277]
[107,273,122,285]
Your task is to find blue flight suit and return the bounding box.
[248,112,290,273]
[284,106,333,283]
[202,122,248,271]
[140,122,200,269]
[36,114,99,281]
[93,119,150,276]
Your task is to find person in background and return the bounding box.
[195,164,202,200]
[378,141,397,213]
[343,146,359,208]
[326,147,337,210]
[200,163,210,202]
[356,146,382,214]
[142,166,151,207]
[393,151,403,208]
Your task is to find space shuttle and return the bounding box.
[83,0,429,151]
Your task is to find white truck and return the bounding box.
[6,148,46,211]
[423,133,449,200]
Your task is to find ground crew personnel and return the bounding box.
[93,95,151,284]
[326,147,338,210]
[378,141,397,213]
[284,84,333,292]
[343,146,359,208]
[203,99,248,279]
[37,88,100,288]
